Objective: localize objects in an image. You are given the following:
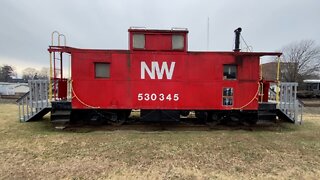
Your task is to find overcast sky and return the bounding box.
[0,0,319,75]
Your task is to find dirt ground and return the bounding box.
[0,103,320,179]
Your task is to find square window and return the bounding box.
[223,65,237,79]
[222,87,234,106]
[223,97,233,106]
[172,35,184,50]
[223,88,233,96]
[95,63,110,78]
[133,34,145,49]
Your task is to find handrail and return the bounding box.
[50,31,67,101]
[129,26,146,30]
[17,80,50,122]
[276,56,281,104]
[59,34,67,46]
[16,91,30,103]
[51,31,60,46]
[267,81,303,124]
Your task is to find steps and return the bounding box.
[17,80,51,122]
[51,111,71,129]
[267,82,303,124]
[258,102,277,121]
[278,83,303,124]
[51,101,72,128]
[27,108,52,121]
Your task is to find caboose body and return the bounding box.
[48,28,281,126]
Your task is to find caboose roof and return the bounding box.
[128,27,189,34]
[48,46,281,57]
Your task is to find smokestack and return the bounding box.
[233,27,242,52]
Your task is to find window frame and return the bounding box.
[94,62,110,79]
[222,87,234,106]
[132,33,145,49]
[223,64,237,80]
[172,34,185,50]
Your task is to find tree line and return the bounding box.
[0,66,49,82]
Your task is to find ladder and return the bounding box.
[51,31,67,100]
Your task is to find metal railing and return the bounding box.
[267,82,303,124]
[17,80,50,122]
[268,86,277,102]
[278,82,303,124]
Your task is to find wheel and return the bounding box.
[243,113,258,126]
[225,113,241,126]
[89,114,104,125]
[108,112,126,126]
[180,110,190,117]
[195,111,208,123]
[205,113,221,126]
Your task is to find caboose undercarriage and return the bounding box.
[49,100,277,128]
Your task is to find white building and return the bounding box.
[0,82,29,95]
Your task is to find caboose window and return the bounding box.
[222,87,234,106]
[172,35,184,50]
[223,65,237,80]
[95,63,110,78]
[133,34,145,49]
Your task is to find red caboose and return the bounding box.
[48,27,281,126]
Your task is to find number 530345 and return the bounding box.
[137,93,179,101]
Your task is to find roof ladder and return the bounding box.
[50,31,67,100]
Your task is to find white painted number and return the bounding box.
[174,94,179,101]
[144,93,150,101]
[166,94,172,101]
[151,93,157,101]
[137,93,179,102]
[159,93,165,101]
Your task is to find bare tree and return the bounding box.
[22,67,39,81]
[22,67,50,80]
[38,67,49,79]
[280,40,320,82]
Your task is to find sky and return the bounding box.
[0,0,319,76]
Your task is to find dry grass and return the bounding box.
[0,103,320,179]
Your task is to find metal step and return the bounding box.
[51,119,70,129]
[258,102,277,111]
[51,119,70,123]
[276,109,301,124]
[21,107,51,122]
[17,80,51,122]
[258,111,276,116]
[51,111,71,116]
[267,82,303,124]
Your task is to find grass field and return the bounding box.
[0,103,320,179]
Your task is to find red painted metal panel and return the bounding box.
[70,50,261,111]
[146,34,171,50]
[58,79,68,100]
[128,29,188,52]
[262,80,271,102]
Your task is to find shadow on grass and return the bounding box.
[44,120,302,134]
[24,114,306,134]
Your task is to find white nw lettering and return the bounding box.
[141,61,176,80]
